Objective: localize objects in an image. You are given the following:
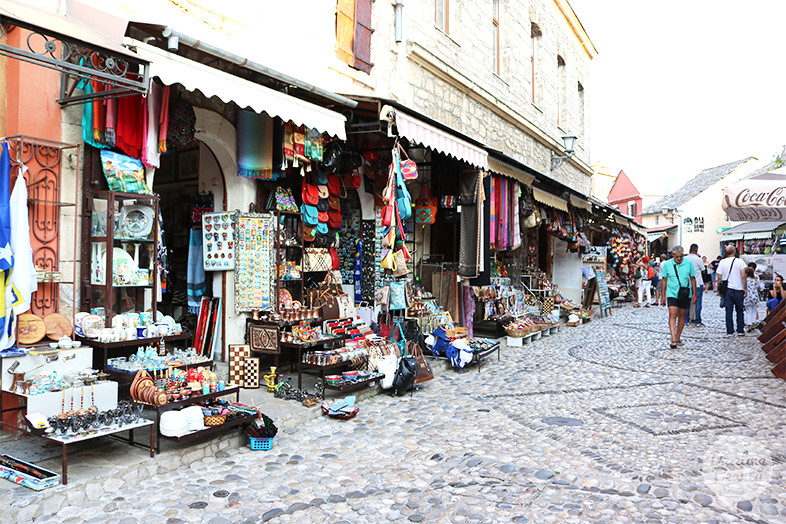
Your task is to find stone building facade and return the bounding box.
[322,0,597,193]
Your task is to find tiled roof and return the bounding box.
[641,157,754,215]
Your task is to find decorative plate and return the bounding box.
[119,205,154,239]
[81,314,105,338]
[278,289,292,309]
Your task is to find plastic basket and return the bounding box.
[249,437,274,450]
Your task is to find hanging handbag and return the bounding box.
[439,195,456,208]
[302,171,319,205]
[392,147,413,220]
[389,322,406,353]
[393,250,408,277]
[380,249,397,271]
[375,286,390,308]
[389,280,407,310]
[409,341,434,384]
[414,184,438,225]
[397,143,418,180]
[301,204,318,226]
[377,311,393,338]
[303,247,332,272]
[344,168,362,189]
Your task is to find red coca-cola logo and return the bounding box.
[735,186,786,207]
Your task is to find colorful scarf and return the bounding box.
[141,82,162,168]
[116,94,145,159]
[237,109,275,180]
[489,175,497,249]
[104,97,117,147]
[511,182,522,249]
[158,85,170,154]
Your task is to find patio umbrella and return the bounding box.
[722,167,786,221]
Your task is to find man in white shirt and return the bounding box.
[716,245,747,336]
[685,244,705,326]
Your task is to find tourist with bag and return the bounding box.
[716,245,747,336]
[659,245,696,349]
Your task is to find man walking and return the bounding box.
[716,245,747,336]
[686,244,705,326]
[660,246,697,349]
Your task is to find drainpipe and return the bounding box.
[161,27,358,109]
[395,1,404,43]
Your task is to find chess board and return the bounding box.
[243,356,260,389]
[228,344,250,387]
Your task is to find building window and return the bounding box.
[694,217,704,232]
[531,22,542,105]
[627,201,637,217]
[436,0,449,33]
[336,0,374,73]
[493,0,500,75]
[557,55,566,126]
[578,81,585,141]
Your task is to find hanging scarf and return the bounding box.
[236,109,275,179]
[81,81,108,150]
[187,228,206,314]
[489,175,497,249]
[158,85,170,154]
[142,81,163,168]
[498,178,508,250]
[510,182,522,249]
[167,94,196,149]
[116,94,145,159]
[105,97,117,147]
[0,144,14,345]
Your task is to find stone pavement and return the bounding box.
[6,291,786,523]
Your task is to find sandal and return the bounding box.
[670,342,677,349]
[675,340,684,347]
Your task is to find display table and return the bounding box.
[135,385,254,452]
[2,382,118,418]
[281,335,345,389]
[45,420,155,484]
[76,333,190,370]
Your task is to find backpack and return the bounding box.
[392,356,417,396]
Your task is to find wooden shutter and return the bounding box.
[336,0,355,67]
[353,0,373,73]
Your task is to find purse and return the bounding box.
[377,311,393,338]
[392,147,412,220]
[409,341,434,384]
[301,204,318,226]
[389,280,406,310]
[393,250,408,277]
[414,184,437,224]
[380,249,397,271]
[302,172,319,205]
[673,263,691,302]
[397,143,418,180]
[375,286,390,308]
[717,258,734,295]
[303,248,332,272]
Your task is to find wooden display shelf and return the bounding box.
[76,333,191,373]
[135,386,244,452]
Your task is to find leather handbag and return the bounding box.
[344,168,361,189]
[328,210,342,229]
[393,250,408,277]
[397,144,418,180]
[327,174,343,197]
[409,341,434,384]
[304,248,332,272]
[302,172,319,205]
[327,195,341,211]
[377,311,393,338]
[301,203,318,225]
[317,184,329,199]
[415,184,437,225]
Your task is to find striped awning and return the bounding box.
[487,157,534,185]
[532,187,568,212]
[394,110,488,169]
[569,195,591,211]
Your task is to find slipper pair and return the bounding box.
[670,340,684,349]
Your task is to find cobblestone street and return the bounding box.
[9,293,786,523]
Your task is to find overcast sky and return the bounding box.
[569,0,786,195]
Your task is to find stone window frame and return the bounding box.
[336,0,374,74]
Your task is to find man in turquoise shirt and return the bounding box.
[659,245,697,349]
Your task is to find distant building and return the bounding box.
[640,157,764,257]
[591,163,615,202]
[607,170,642,223]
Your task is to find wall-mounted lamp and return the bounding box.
[550,134,577,171]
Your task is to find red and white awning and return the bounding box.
[722,168,786,221]
[394,110,488,170]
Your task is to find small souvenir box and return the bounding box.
[0,455,60,490]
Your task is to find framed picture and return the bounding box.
[178,149,199,181]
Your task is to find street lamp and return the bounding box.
[550,134,578,170]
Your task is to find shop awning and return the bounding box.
[0,0,149,105]
[647,232,669,242]
[614,215,630,225]
[722,232,772,241]
[722,169,786,221]
[532,187,568,212]
[130,41,347,139]
[488,156,534,185]
[393,109,488,169]
[569,195,591,211]
[721,221,784,241]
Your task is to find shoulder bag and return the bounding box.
[673,263,691,302]
[409,341,434,384]
[414,184,438,225]
[717,258,735,295]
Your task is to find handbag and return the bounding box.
[717,258,735,295]
[409,342,434,384]
[302,172,319,205]
[673,263,691,302]
[301,204,318,226]
[414,184,437,225]
[439,195,457,208]
[389,280,406,310]
[338,294,357,318]
[375,286,390,308]
[356,301,374,325]
[392,147,412,220]
[344,168,362,189]
[377,311,393,338]
[378,353,399,390]
[393,250,408,277]
[397,143,418,180]
[389,322,406,354]
[392,352,417,396]
[380,249,397,271]
[303,248,332,272]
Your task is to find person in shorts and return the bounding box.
[660,245,697,349]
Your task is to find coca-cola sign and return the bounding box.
[722,179,786,222]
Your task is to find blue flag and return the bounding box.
[0,143,13,271]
